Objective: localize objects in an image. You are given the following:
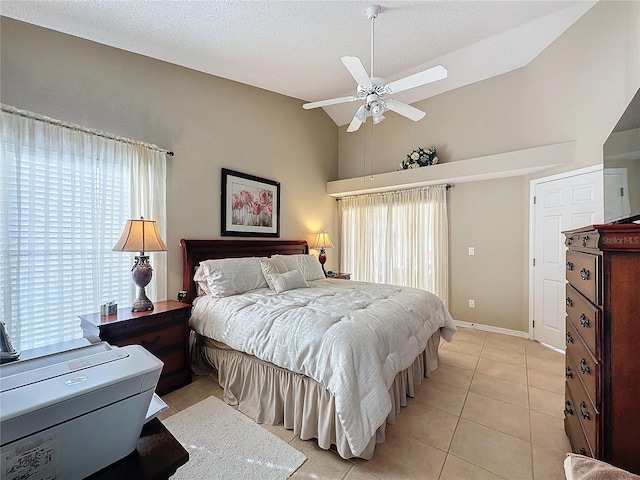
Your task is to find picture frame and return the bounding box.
[221,168,280,237]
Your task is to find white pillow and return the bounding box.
[273,254,326,282]
[193,265,211,296]
[194,257,267,297]
[260,257,288,290]
[269,269,309,293]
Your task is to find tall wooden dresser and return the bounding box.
[563,223,640,474]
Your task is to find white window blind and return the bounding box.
[1,106,167,351]
[339,186,449,305]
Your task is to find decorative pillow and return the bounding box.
[273,254,326,282]
[194,257,267,297]
[269,269,309,293]
[259,257,289,290]
[193,265,211,296]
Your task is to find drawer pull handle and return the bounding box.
[566,332,573,344]
[566,261,574,271]
[579,314,590,328]
[141,335,161,347]
[564,400,574,416]
[579,358,590,374]
[581,235,589,247]
[565,366,573,379]
[567,236,573,246]
[579,401,590,420]
[566,297,573,308]
[580,268,590,281]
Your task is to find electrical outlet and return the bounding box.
[468,247,475,256]
[468,299,475,308]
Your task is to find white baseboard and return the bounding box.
[452,319,531,339]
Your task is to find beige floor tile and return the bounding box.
[393,402,459,452]
[428,363,474,390]
[528,386,565,419]
[450,418,533,480]
[532,444,567,480]
[441,338,484,357]
[353,427,447,480]
[450,327,487,346]
[343,465,383,480]
[161,374,222,412]
[415,378,468,416]
[527,368,565,395]
[481,344,527,368]
[476,357,528,385]
[439,455,505,480]
[261,422,298,443]
[289,437,352,480]
[469,372,529,408]
[484,334,527,354]
[461,392,531,442]
[439,348,480,371]
[525,340,564,359]
[530,410,572,453]
[526,353,565,375]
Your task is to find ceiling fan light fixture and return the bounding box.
[373,114,385,125]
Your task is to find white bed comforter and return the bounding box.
[189,279,456,456]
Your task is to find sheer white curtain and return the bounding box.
[0,105,167,351]
[339,185,449,305]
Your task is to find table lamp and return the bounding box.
[312,231,335,276]
[113,217,167,312]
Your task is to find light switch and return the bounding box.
[468,247,475,256]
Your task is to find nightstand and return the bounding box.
[79,300,192,395]
[328,273,351,280]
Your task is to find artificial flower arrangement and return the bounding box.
[398,146,439,170]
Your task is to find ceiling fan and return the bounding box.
[303,5,447,132]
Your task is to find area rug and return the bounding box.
[163,396,307,480]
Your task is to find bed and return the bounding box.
[181,238,456,460]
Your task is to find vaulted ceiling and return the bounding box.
[1,1,596,127]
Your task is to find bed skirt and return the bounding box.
[190,330,441,460]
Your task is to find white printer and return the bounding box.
[0,342,163,479]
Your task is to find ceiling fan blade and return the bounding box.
[385,99,426,121]
[341,56,373,87]
[303,96,359,109]
[386,65,447,94]
[347,105,367,132]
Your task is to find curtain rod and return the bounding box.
[336,183,452,201]
[1,103,174,156]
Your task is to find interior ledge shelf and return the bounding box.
[327,141,575,197]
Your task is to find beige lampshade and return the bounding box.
[112,217,167,254]
[312,231,334,250]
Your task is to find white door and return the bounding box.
[532,168,603,349]
[604,168,631,222]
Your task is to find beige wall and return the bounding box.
[0,17,339,302]
[338,1,640,332]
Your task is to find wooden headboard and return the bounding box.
[180,239,309,304]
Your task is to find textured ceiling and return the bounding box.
[1,1,596,127]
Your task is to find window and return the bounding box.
[339,186,449,304]
[0,105,167,351]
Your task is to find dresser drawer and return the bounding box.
[566,357,599,455]
[110,322,187,354]
[565,284,601,358]
[566,231,599,250]
[155,347,188,376]
[565,320,599,409]
[565,384,593,457]
[566,250,600,305]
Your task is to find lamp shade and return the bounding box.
[312,231,334,251]
[112,217,167,254]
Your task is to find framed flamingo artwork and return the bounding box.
[221,168,280,237]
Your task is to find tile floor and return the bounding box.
[160,327,569,479]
